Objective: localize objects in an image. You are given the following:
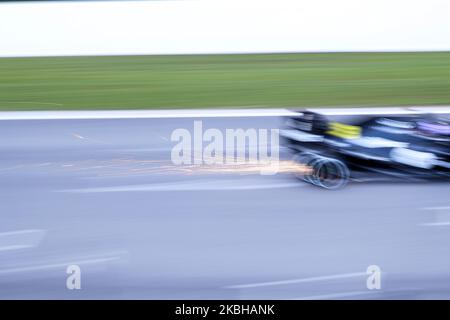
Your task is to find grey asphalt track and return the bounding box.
[0,116,450,299]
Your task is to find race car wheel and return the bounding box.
[293,152,350,189]
[311,158,350,189]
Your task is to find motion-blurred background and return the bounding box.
[1,0,450,110]
[0,0,449,300]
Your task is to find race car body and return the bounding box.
[281,107,450,189]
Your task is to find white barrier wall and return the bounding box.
[1,0,449,57]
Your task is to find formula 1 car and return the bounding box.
[281,107,450,189]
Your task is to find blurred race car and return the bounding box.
[281,107,450,189]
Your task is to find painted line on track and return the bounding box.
[0,106,448,120]
[0,251,126,275]
[0,109,297,120]
[0,229,46,252]
[58,179,303,193]
[292,290,379,300]
[224,272,367,289]
[419,221,450,227]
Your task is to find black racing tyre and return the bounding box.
[311,158,350,189]
[292,152,350,189]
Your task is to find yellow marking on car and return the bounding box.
[327,122,361,139]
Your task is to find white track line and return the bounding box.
[59,179,302,193]
[0,245,37,252]
[419,206,450,227]
[0,229,44,237]
[0,108,297,120]
[225,272,366,289]
[0,257,121,275]
[421,206,450,211]
[420,221,450,227]
[292,291,379,300]
[0,106,448,120]
[0,251,126,275]
[0,229,46,252]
